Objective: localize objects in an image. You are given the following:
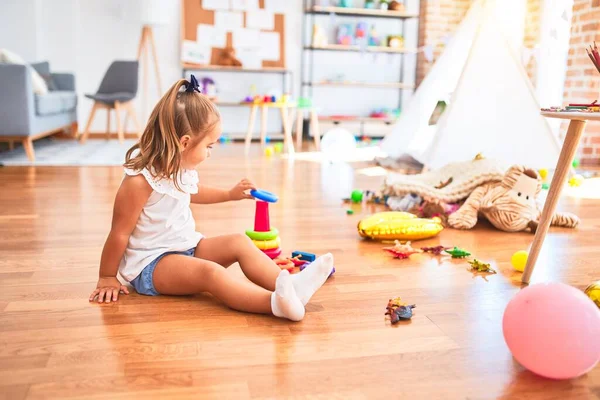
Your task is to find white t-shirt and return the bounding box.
[118,166,203,282]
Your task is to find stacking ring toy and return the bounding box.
[263,247,282,258]
[252,237,281,250]
[250,189,278,203]
[245,228,279,241]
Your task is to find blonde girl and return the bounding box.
[89,76,333,321]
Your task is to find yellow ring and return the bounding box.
[252,237,281,250]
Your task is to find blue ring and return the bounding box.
[250,189,278,203]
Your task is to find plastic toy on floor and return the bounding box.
[245,189,281,258]
[357,211,444,241]
[385,297,416,324]
[444,247,471,259]
[468,259,496,274]
[293,251,336,278]
[421,245,448,255]
[383,240,421,259]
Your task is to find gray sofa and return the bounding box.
[0,61,78,161]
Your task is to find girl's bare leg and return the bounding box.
[195,234,335,306]
[194,234,281,290]
[152,254,304,321]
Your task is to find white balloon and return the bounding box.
[320,128,357,161]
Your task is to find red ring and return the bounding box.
[262,247,282,259]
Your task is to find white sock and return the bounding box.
[271,270,305,322]
[291,253,334,306]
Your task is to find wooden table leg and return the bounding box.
[260,104,268,148]
[521,119,587,284]
[295,109,304,151]
[244,105,258,154]
[310,109,321,150]
[280,106,294,155]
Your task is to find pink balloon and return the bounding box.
[503,282,600,379]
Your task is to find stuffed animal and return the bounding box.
[448,165,579,233]
[383,158,579,234]
[216,47,242,67]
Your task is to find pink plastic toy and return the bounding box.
[254,201,270,232]
[503,282,600,379]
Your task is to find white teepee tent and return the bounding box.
[380,0,561,170]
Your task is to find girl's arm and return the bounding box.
[191,179,255,204]
[89,174,152,303]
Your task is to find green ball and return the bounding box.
[346,209,354,215]
[273,143,284,153]
[572,159,581,168]
[350,190,363,203]
[542,183,549,190]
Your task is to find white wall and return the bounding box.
[0,0,419,137]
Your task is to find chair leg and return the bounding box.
[126,101,143,138]
[22,138,35,162]
[80,102,99,144]
[295,110,304,151]
[310,109,321,150]
[114,101,124,143]
[106,107,111,140]
[70,122,78,138]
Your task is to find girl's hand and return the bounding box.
[89,276,130,303]
[229,179,256,201]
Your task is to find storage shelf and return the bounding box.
[307,5,419,19]
[305,44,417,54]
[304,81,414,89]
[319,116,397,124]
[182,63,289,74]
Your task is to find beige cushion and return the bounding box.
[0,48,48,95]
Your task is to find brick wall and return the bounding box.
[416,0,472,86]
[562,0,600,164]
[523,0,541,82]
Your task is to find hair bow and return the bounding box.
[185,74,201,93]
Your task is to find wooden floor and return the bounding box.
[0,143,599,399]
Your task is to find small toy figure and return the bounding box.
[312,24,328,47]
[421,245,448,255]
[368,25,381,46]
[568,174,584,187]
[355,22,368,40]
[365,0,376,8]
[468,259,496,274]
[216,46,242,67]
[389,0,404,11]
[383,240,421,259]
[444,246,471,258]
[387,35,404,48]
[337,24,354,45]
[201,77,217,97]
[385,297,416,324]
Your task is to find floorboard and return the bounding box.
[0,143,598,399]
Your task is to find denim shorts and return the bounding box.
[130,248,196,296]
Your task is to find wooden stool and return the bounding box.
[293,107,321,151]
[244,103,295,155]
